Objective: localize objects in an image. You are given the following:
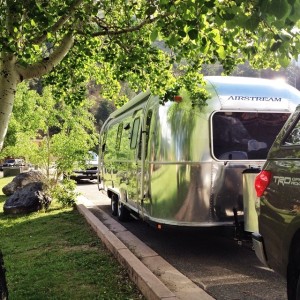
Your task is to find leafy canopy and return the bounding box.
[2,0,300,105]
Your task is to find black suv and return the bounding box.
[253,104,300,300]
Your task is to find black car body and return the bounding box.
[253,105,300,300]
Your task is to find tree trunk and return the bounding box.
[0,54,20,150]
[0,33,74,150]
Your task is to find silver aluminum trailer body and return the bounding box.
[99,76,300,228]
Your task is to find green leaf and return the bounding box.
[221,12,235,21]
[178,30,186,38]
[33,44,40,51]
[211,29,222,45]
[289,0,300,22]
[188,29,198,40]
[176,20,185,29]
[216,46,226,60]
[204,0,215,8]
[167,33,178,46]
[279,55,291,67]
[146,5,156,16]
[270,41,282,51]
[244,14,260,31]
[150,29,158,42]
[268,0,292,20]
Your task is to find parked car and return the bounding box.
[252,104,300,300]
[70,151,98,182]
[1,158,25,169]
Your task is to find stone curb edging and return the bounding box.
[77,203,177,300]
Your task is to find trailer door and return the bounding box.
[124,113,142,210]
[128,108,152,210]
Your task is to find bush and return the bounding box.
[48,178,79,208]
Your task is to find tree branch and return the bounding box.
[85,13,170,37]
[30,0,84,45]
[16,33,74,80]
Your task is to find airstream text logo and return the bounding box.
[228,96,282,102]
[273,176,300,186]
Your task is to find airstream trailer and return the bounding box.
[98,76,300,231]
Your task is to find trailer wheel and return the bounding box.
[111,195,118,216]
[117,201,130,222]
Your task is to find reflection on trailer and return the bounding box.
[98,76,300,230]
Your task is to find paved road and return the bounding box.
[76,180,287,300]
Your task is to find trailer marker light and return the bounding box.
[174,95,183,103]
[255,170,272,197]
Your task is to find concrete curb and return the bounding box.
[77,196,214,300]
[77,203,176,300]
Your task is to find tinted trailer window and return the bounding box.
[212,112,289,160]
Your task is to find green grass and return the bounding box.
[0,177,144,300]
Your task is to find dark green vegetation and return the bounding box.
[0,176,144,300]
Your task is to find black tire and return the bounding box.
[111,195,118,216]
[288,266,300,300]
[117,201,130,222]
[287,239,300,300]
[296,276,300,300]
[0,251,8,300]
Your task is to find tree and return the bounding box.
[94,99,116,130]
[1,0,300,150]
[1,82,98,182]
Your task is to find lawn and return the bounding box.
[0,176,144,300]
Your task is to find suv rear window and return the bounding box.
[283,115,300,146]
[212,112,289,160]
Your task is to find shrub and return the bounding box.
[48,178,79,208]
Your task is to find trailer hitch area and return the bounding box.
[233,207,252,247]
[233,207,243,245]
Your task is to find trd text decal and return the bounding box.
[273,176,300,186]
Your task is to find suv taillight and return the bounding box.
[255,170,272,197]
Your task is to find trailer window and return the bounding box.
[116,123,123,151]
[212,112,289,160]
[145,110,153,158]
[104,124,119,158]
[130,118,140,149]
[101,130,107,153]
